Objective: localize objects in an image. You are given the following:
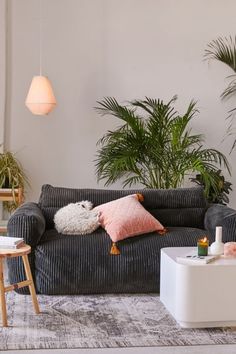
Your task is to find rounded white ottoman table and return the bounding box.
[160,247,236,328]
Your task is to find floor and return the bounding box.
[2,265,236,354]
[2,345,236,354]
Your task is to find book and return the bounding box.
[0,220,8,227]
[176,251,220,265]
[0,240,25,249]
[0,236,24,245]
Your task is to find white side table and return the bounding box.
[0,188,23,233]
[160,247,236,328]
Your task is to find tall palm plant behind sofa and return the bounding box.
[7,184,236,295]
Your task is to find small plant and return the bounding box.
[190,170,232,205]
[95,96,231,200]
[0,150,29,211]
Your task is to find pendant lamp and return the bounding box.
[25,0,56,115]
[26,76,56,115]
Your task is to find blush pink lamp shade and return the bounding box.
[25,75,56,115]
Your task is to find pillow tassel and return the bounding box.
[158,227,168,235]
[110,242,120,255]
[136,193,144,202]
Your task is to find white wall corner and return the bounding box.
[0,0,6,154]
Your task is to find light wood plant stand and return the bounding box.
[0,188,23,233]
[0,244,40,327]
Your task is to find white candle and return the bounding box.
[215,226,222,243]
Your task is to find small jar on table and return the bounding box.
[197,237,209,256]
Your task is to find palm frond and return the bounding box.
[231,138,236,152]
[205,36,236,72]
[221,76,236,100]
[205,36,236,152]
[95,97,144,136]
[95,97,231,202]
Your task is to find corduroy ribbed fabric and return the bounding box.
[204,204,236,240]
[34,226,210,295]
[38,184,207,229]
[6,185,236,295]
[7,203,46,294]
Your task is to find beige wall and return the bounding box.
[4,0,236,207]
[0,0,6,152]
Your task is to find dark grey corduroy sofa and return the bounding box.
[7,184,236,295]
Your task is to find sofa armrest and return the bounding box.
[7,202,46,248]
[7,202,45,294]
[204,204,236,242]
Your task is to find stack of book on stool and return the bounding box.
[0,236,24,249]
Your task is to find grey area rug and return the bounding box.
[1,291,236,350]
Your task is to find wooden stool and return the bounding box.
[0,244,40,327]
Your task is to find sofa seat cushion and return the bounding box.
[34,226,210,295]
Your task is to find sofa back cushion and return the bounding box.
[38,184,207,230]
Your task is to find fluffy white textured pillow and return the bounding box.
[54,200,100,235]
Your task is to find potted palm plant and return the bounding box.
[190,170,232,204]
[0,150,28,211]
[95,96,231,201]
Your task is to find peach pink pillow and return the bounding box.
[224,242,236,257]
[94,194,164,242]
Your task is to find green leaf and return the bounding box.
[95,96,231,202]
[205,36,236,151]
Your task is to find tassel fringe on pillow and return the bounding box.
[110,242,120,255]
